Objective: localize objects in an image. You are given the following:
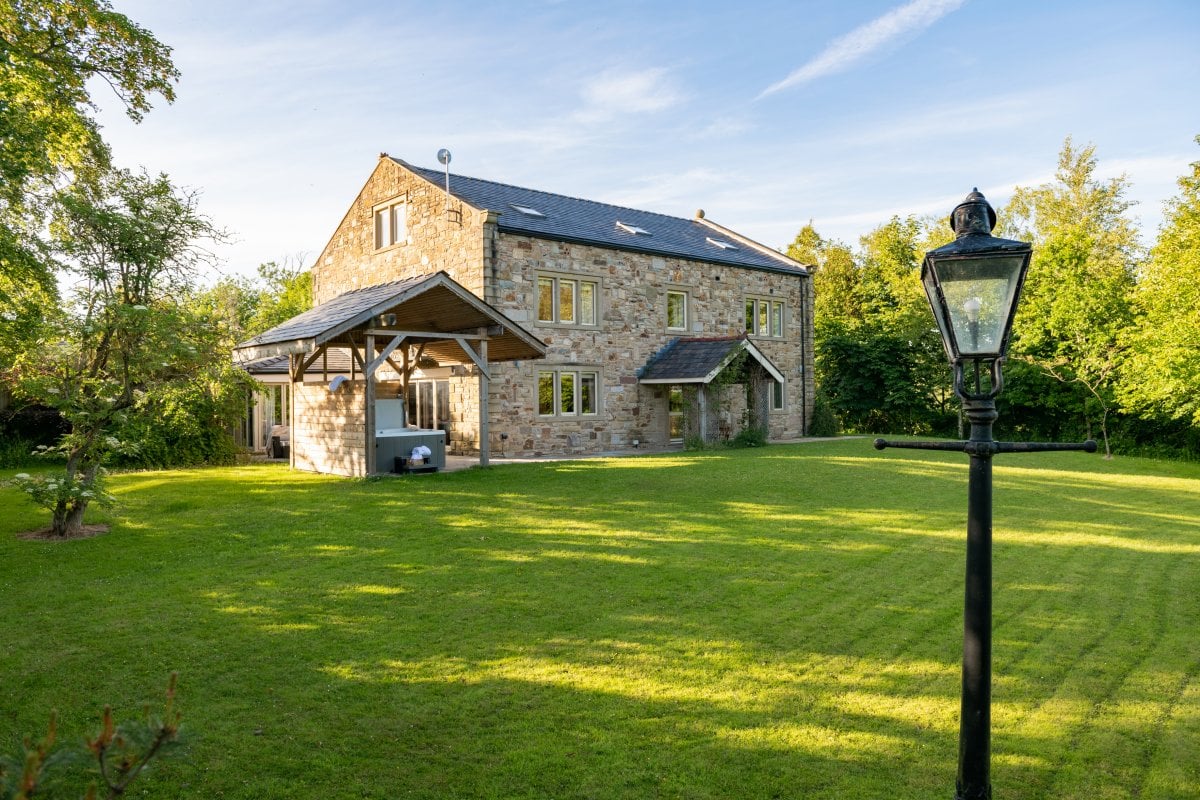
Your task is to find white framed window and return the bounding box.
[745,297,786,339]
[537,274,599,326]
[373,197,408,250]
[770,379,785,411]
[538,369,600,417]
[666,289,688,331]
[406,379,450,429]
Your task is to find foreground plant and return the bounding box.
[0,674,184,800]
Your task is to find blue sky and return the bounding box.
[96,0,1200,277]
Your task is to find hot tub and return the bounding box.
[375,428,446,472]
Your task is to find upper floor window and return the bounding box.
[537,274,598,326]
[374,198,407,250]
[666,289,688,331]
[745,296,785,339]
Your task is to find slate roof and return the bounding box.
[237,274,429,350]
[397,159,809,276]
[638,335,784,384]
[239,348,354,376]
[232,271,546,365]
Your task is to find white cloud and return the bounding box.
[576,68,684,122]
[758,0,966,98]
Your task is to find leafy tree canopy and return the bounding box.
[0,0,177,293]
[1000,138,1141,453]
[1119,135,1200,425]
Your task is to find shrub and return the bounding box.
[808,389,840,437]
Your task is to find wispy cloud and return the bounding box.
[574,68,684,123]
[758,0,966,98]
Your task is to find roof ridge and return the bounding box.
[400,159,705,226]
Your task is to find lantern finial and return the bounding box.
[949,188,997,238]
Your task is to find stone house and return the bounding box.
[237,155,814,472]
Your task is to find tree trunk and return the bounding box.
[50,497,91,537]
[50,454,96,537]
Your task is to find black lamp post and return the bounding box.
[874,190,1096,800]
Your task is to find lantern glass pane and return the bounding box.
[934,254,1025,357]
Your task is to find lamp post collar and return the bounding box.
[950,188,998,238]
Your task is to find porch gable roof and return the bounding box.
[232,271,546,365]
[637,335,785,385]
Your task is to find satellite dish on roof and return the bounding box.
[437,148,452,213]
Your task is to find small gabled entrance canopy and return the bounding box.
[233,271,546,473]
[638,335,784,445]
[638,335,784,385]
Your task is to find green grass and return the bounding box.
[1,440,1198,799]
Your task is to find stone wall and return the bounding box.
[292,380,367,477]
[311,157,489,304]
[487,233,815,456]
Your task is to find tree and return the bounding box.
[1119,136,1200,427]
[790,218,954,435]
[8,168,224,536]
[245,258,312,335]
[1000,138,1141,455]
[0,0,177,290]
[787,223,860,324]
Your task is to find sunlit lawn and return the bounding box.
[2,440,1198,799]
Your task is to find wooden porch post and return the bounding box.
[365,333,376,476]
[478,332,489,468]
[289,354,298,469]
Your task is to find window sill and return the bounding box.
[534,321,601,330]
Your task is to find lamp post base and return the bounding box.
[956,780,993,800]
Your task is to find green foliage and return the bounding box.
[0,436,36,468]
[0,674,184,800]
[1119,135,1200,426]
[0,0,176,295]
[729,425,766,448]
[8,168,226,535]
[816,318,953,435]
[797,135,1200,458]
[1002,138,1141,455]
[4,465,115,513]
[808,387,840,437]
[246,260,312,335]
[802,215,953,435]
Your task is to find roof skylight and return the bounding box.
[616,221,651,235]
[509,203,545,217]
[706,236,738,250]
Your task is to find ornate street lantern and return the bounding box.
[875,189,1094,800]
[921,189,1031,396]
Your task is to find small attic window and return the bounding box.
[510,204,545,218]
[616,221,651,235]
[706,236,738,251]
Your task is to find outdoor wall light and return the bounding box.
[875,190,1096,800]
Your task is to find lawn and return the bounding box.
[1,440,1197,799]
